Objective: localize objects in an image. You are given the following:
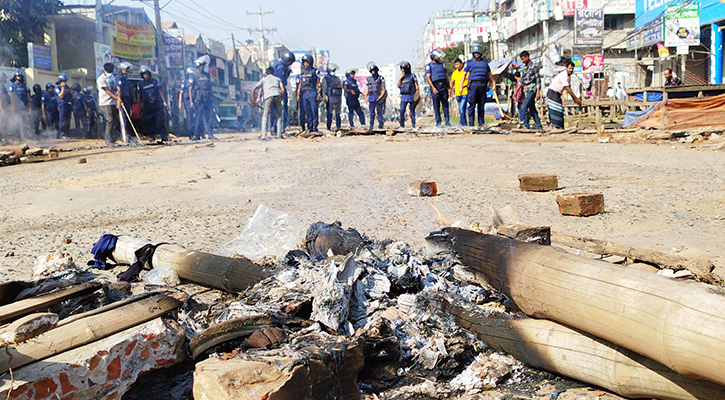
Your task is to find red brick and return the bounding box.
[140,348,151,359]
[518,174,558,192]
[9,384,28,397]
[58,373,77,395]
[32,377,58,399]
[556,193,604,216]
[89,354,102,370]
[150,341,160,349]
[122,368,132,378]
[107,356,122,380]
[408,180,437,196]
[125,340,138,355]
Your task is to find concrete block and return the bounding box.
[556,193,604,216]
[518,174,558,192]
[0,318,185,400]
[409,180,437,196]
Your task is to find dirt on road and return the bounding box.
[0,130,723,280]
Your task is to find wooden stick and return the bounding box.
[438,297,725,400]
[113,236,270,293]
[0,293,181,374]
[0,282,104,325]
[444,228,725,386]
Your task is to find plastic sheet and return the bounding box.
[142,265,181,286]
[216,204,303,260]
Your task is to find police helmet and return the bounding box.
[83,86,93,95]
[46,83,55,90]
[72,83,82,92]
[186,67,195,75]
[301,53,313,66]
[32,84,41,92]
[346,68,357,77]
[399,61,411,73]
[119,62,133,71]
[15,69,24,78]
[195,55,210,67]
[326,63,339,74]
[57,73,69,82]
[430,49,445,61]
[281,51,295,64]
[140,66,151,77]
[368,62,379,73]
[471,43,484,56]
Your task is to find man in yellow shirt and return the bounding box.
[450,58,468,126]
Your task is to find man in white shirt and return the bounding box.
[97,62,120,146]
[253,67,285,140]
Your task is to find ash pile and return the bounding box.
[0,204,723,400]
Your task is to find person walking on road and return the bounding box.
[365,63,386,130]
[296,54,321,133]
[516,50,543,130]
[190,55,216,140]
[463,43,496,127]
[270,51,295,133]
[115,62,136,141]
[398,61,418,128]
[546,61,581,129]
[322,63,343,132]
[450,58,468,126]
[97,62,120,146]
[55,74,74,139]
[425,49,450,126]
[343,69,365,128]
[137,66,169,142]
[253,67,285,140]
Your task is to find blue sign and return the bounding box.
[572,56,583,73]
[638,0,725,29]
[28,43,52,71]
[700,0,725,26]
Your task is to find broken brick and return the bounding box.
[518,174,558,192]
[409,180,438,196]
[556,193,605,216]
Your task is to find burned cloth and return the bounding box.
[87,234,118,270]
[117,243,168,282]
[304,221,364,261]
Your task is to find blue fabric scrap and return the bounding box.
[87,234,118,270]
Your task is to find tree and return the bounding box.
[0,0,63,68]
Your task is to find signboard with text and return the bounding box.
[94,42,112,77]
[575,9,604,45]
[164,29,184,69]
[664,3,700,47]
[27,43,52,71]
[115,20,156,47]
[113,37,154,59]
[582,54,604,73]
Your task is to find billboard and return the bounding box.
[113,37,154,59]
[582,54,604,73]
[115,20,156,47]
[575,9,604,46]
[27,43,52,71]
[94,42,112,77]
[163,29,185,69]
[664,3,700,47]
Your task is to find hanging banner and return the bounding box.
[27,43,52,71]
[657,43,671,59]
[163,29,185,69]
[113,37,154,59]
[664,3,700,47]
[575,9,604,46]
[115,20,156,47]
[94,42,112,77]
[582,54,604,73]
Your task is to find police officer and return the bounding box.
[178,67,195,139]
[55,74,74,139]
[343,69,365,128]
[115,62,136,141]
[365,63,386,130]
[30,84,46,134]
[462,43,496,127]
[190,55,216,140]
[83,86,99,138]
[137,66,169,142]
[398,61,419,128]
[296,53,321,133]
[42,83,59,135]
[270,51,295,133]
[72,83,90,138]
[0,73,9,141]
[8,70,32,137]
[322,63,343,132]
[425,49,450,126]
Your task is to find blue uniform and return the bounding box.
[73,92,89,138]
[191,70,214,139]
[9,81,30,107]
[343,76,365,128]
[84,94,98,136]
[399,73,417,128]
[271,59,291,132]
[138,78,167,141]
[55,84,74,137]
[116,73,136,138]
[42,91,59,134]
[298,65,319,132]
[463,58,491,126]
[30,92,45,133]
[425,61,449,126]
[323,73,342,131]
[366,73,385,130]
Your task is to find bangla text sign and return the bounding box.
[115,20,156,47]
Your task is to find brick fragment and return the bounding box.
[556,193,604,216]
[408,180,438,196]
[518,174,558,192]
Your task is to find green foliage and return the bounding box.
[439,41,492,78]
[0,0,63,67]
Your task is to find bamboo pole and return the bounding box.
[0,293,181,373]
[444,228,725,386]
[438,297,725,400]
[0,281,104,325]
[113,236,271,293]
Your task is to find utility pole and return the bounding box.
[247,6,276,68]
[95,0,103,44]
[231,33,239,90]
[153,0,168,92]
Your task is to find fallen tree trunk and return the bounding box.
[438,297,725,400]
[444,228,725,386]
[0,281,104,325]
[550,231,717,282]
[113,236,270,293]
[0,292,181,373]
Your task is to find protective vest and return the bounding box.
[427,62,447,82]
[467,58,491,81]
[139,78,160,103]
[299,66,317,92]
[31,93,42,110]
[192,71,212,102]
[9,82,29,106]
[116,75,135,98]
[344,77,360,98]
[42,91,58,110]
[73,93,85,112]
[84,95,96,114]
[54,85,73,103]
[400,73,415,95]
[326,75,343,99]
[272,60,290,85]
[367,74,383,96]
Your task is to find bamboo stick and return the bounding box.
[0,281,104,325]
[445,228,725,386]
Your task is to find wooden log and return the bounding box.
[0,313,58,346]
[0,281,104,325]
[550,231,716,281]
[437,297,725,400]
[444,228,725,386]
[496,224,550,245]
[0,292,181,373]
[113,236,270,293]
